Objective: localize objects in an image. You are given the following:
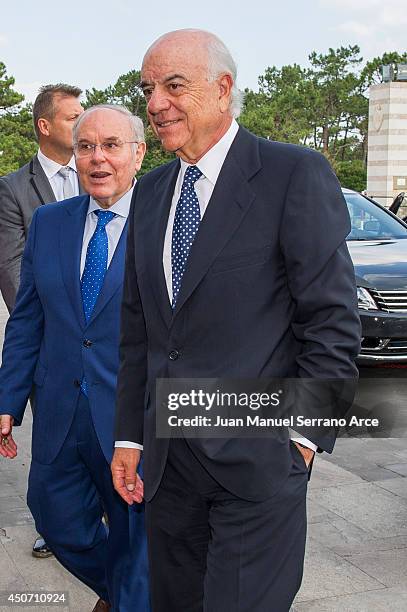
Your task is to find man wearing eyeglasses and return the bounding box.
[0,83,84,560]
[0,105,150,612]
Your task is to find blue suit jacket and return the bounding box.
[0,195,128,465]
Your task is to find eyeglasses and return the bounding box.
[73,141,139,158]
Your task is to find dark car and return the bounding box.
[343,188,407,363]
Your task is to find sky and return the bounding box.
[1,0,406,104]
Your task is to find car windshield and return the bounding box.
[344,192,407,240]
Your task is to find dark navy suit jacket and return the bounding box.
[114,127,362,501]
[0,195,128,465]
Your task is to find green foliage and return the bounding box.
[334,160,367,193]
[360,51,407,89]
[1,48,406,180]
[0,130,38,175]
[240,46,407,190]
[138,127,174,176]
[307,45,367,156]
[85,70,145,117]
[0,61,24,111]
[240,65,311,144]
[0,64,37,176]
[240,45,370,166]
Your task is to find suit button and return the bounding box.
[83,339,92,348]
[169,350,179,361]
[74,379,80,387]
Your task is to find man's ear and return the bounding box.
[37,118,51,137]
[218,73,233,113]
[135,141,147,173]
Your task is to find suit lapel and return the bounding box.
[29,157,57,204]
[172,128,261,320]
[59,196,89,329]
[87,220,129,325]
[145,161,180,328]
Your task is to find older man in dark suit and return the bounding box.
[112,29,361,612]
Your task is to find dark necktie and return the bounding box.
[81,209,116,322]
[171,165,202,308]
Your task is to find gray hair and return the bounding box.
[205,33,245,118]
[149,29,244,118]
[146,29,245,118]
[73,104,145,143]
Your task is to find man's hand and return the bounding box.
[111,447,144,505]
[0,415,17,459]
[293,442,315,468]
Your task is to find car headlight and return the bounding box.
[357,287,378,310]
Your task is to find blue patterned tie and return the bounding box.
[171,165,202,308]
[81,209,116,322]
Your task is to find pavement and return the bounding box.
[0,296,406,611]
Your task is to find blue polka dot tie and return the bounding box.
[171,165,202,308]
[81,209,116,322]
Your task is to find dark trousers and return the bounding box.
[146,438,308,612]
[27,393,150,612]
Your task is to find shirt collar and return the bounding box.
[87,182,135,219]
[37,149,77,179]
[179,119,239,186]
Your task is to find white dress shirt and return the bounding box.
[88,185,143,452]
[37,149,79,201]
[115,123,240,452]
[163,119,240,302]
[80,187,134,277]
[115,121,316,453]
